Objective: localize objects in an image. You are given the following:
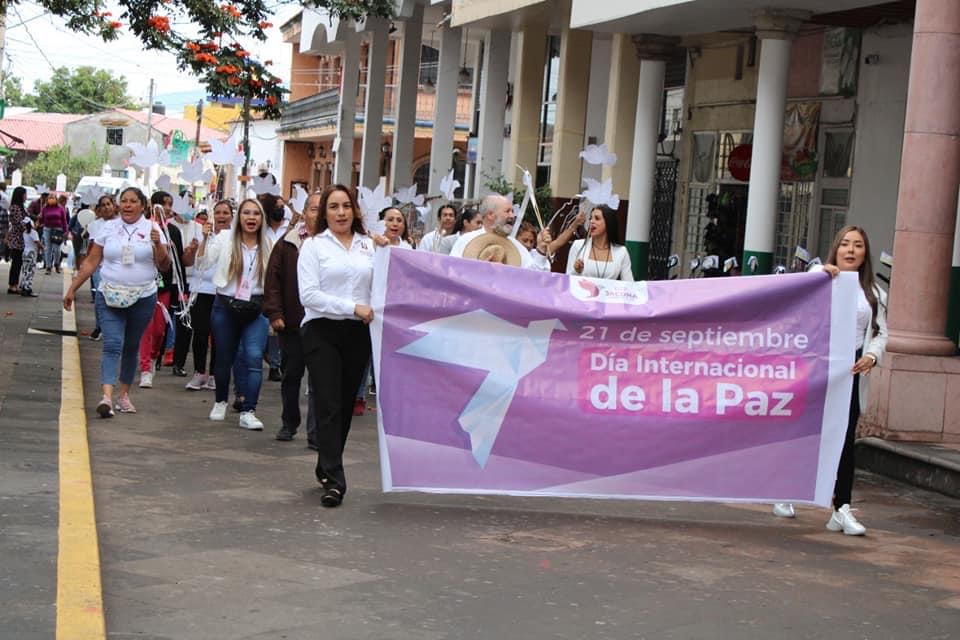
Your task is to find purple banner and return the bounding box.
[371,249,858,506]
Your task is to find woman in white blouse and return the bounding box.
[63,187,171,418]
[565,206,634,281]
[297,184,376,508]
[199,198,272,430]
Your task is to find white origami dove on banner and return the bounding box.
[393,184,424,207]
[579,143,617,167]
[577,177,621,211]
[250,174,281,196]
[357,183,391,235]
[439,169,460,201]
[127,140,170,169]
[289,183,309,214]
[179,157,213,184]
[397,309,566,468]
[205,138,245,168]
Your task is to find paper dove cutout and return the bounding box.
[579,143,617,167]
[357,183,390,235]
[724,257,739,273]
[35,184,50,194]
[397,309,566,467]
[78,185,106,207]
[880,251,893,268]
[170,192,195,218]
[577,177,621,211]
[702,255,720,270]
[666,254,679,270]
[774,265,787,275]
[794,245,811,263]
[393,184,424,207]
[439,170,460,201]
[746,255,759,273]
[288,184,309,214]
[250,174,281,196]
[127,139,170,169]
[416,203,432,225]
[155,174,173,194]
[690,257,702,271]
[179,157,213,184]
[807,257,823,270]
[205,138,245,168]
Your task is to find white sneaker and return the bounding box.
[204,376,216,390]
[138,372,154,388]
[185,373,207,390]
[826,504,866,536]
[238,411,264,431]
[209,401,228,421]
[772,503,796,518]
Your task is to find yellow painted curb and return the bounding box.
[56,270,106,639]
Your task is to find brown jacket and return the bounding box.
[263,228,305,332]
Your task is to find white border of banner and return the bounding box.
[371,248,394,492]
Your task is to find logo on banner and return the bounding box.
[397,309,566,468]
[570,276,649,305]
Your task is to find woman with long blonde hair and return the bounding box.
[198,197,273,429]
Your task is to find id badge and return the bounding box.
[235,278,252,301]
[121,244,134,265]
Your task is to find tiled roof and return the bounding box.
[0,112,87,152]
[114,109,227,143]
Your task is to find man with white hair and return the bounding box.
[449,194,552,270]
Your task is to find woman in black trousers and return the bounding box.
[5,187,27,294]
[297,184,375,508]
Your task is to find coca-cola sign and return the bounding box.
[728,144,752,182]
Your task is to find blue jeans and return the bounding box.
[97,292,157,386]
[267,334,281,368]
[42,228,61,270]
[210,298,269,411]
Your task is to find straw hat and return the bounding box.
[461,232,522,267]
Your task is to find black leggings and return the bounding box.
[190,293,217,374]
[7,248,23,287]
[834,369,861,509]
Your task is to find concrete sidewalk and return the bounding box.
[69,297,960,639]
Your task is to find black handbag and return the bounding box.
[220,294,264,321]
[49,228,65,245]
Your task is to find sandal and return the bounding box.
[320,488,343,508]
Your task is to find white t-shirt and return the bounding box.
[217,244,264,297]
[23,228,40,255]
[265,222,288,249]
[94,216,164,295]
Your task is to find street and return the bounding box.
[1,264,959,639]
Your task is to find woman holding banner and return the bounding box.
[565,206,633,281]
[298,185,375,508]
[774,225,887,535]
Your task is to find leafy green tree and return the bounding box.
[4,76,37,108]
[17,0,396,119]
[22,143,106,191]
[31,67,138,114]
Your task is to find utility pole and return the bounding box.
[0,0,7,117]
[193,99,203,159]
[241,93,251,182]
[145,78,155,143]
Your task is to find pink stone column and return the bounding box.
[886,0,960,356]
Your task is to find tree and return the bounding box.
[4,76,37,108]
[30,67,138,114]
[22,143,106,191]
[19,0,397,120]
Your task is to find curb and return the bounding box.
[856,436,960,499]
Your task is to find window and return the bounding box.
[536,35,561,188]
[106,128,123,146]
[774,182,814,268]
[715,131,752,182]
[419,45,439,86]
[685,185,711,261]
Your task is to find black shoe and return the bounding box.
[275,429,295,441]
[89,328,101,341]
[268,367,282,382]
[320,487,343,508]
[171,366,187,377]
[20,289,38,297]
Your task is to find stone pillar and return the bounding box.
[602,34,641,196]
[391,4,423,191]
[428,25,463,198]
[334,29,361,186]
[359,19,389,189]
[476,30,511,198]
[549,26,593,199]
[886,0,960,356]
[625,35,679,280]
[742,10,808,275]
[508,23,547,186]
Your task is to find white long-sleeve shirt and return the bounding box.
[565,238,634,281]
[297,229,375,324]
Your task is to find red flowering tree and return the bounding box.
[31,0,396,119]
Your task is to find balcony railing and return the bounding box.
[278,89,340,134]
